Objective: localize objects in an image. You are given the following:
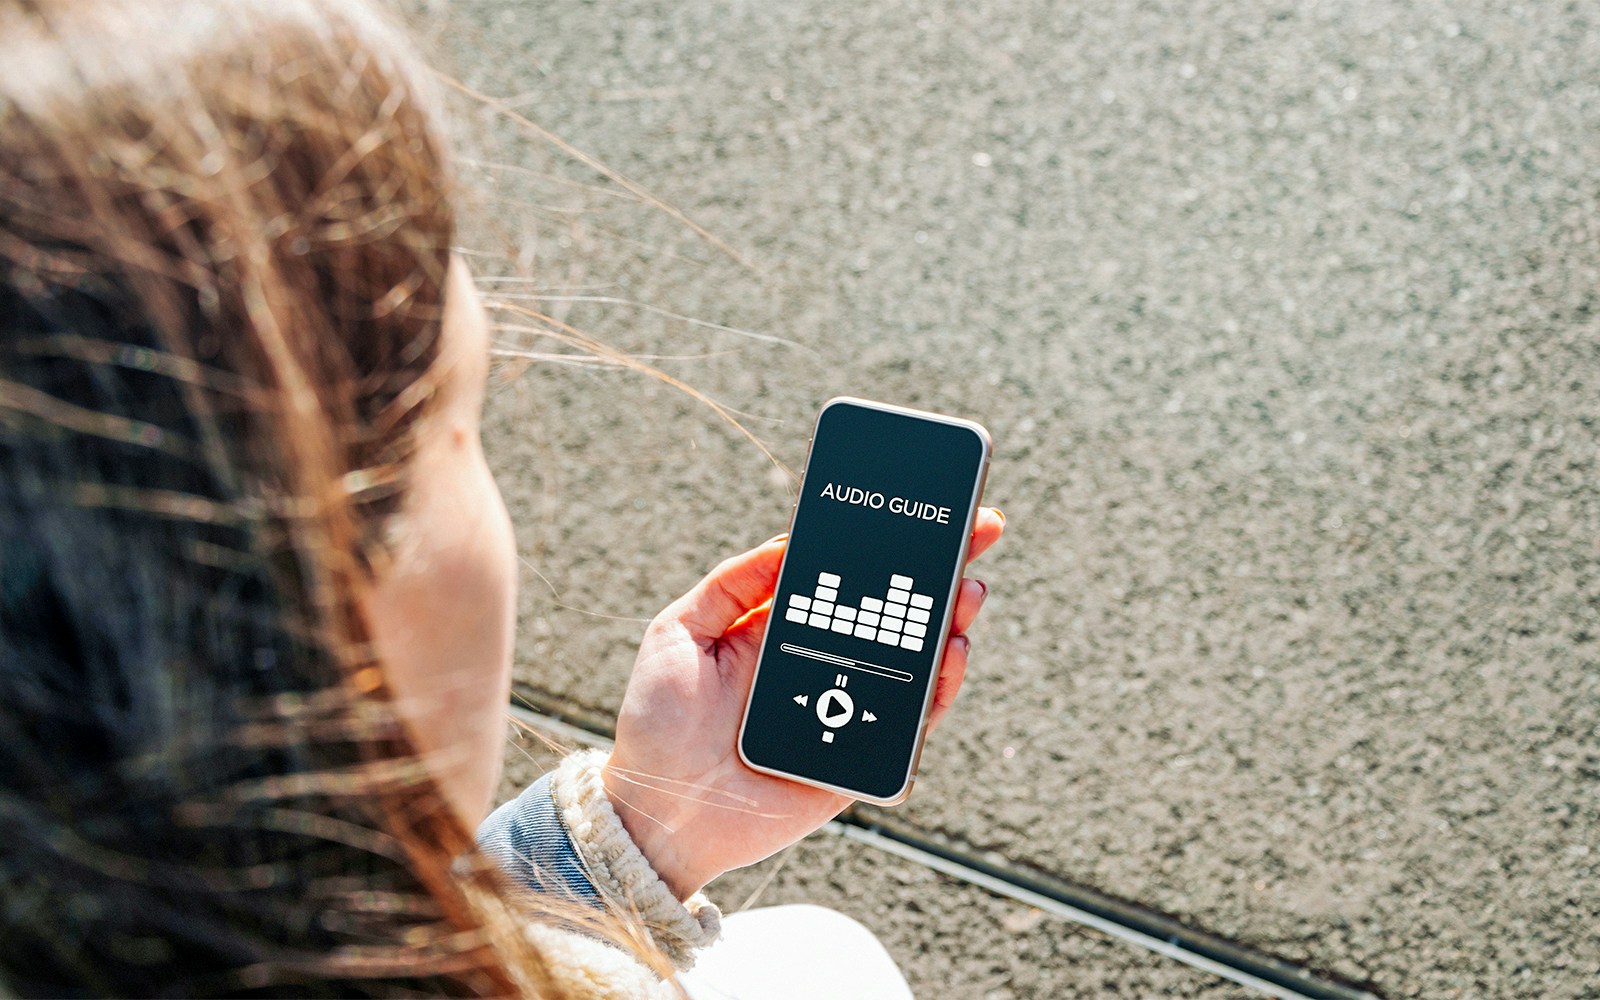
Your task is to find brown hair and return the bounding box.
[0,0,665,994]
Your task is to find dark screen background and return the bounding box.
[741,400,988,800]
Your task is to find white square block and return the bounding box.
[822,731,834,743]
[887,588,911,604]
[860,596,884,613]
[880,618,903,634]
[836,606,857,621]
[813,600,835,616]
[814,585,838,602]
[891,574,914,590]
[853,624,876,641]
[910,594,934,610]
[885,603,908,619]
[858,611,880,627]
[876,631,899,645]
[831,618,853,634]
[785,608,808,624]
[905,621,927,638]
[808,613,831,628]
[900,635,923,652]
[908,607,931,624]
[818,572,842,588]
[789,594,811,610]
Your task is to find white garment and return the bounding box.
[676,904,914,1000]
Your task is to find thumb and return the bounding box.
[670,534,787,640]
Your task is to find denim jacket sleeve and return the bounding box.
[476,768,603,905]
[475,749,722,971]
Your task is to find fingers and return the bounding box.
[966,507,1005,564]
[925,633,971,733]
[670,534,787,640]
[927,507,997,731]
[720,600,772,664]
[950,576,988,635]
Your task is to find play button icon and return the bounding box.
[815,688,854,728]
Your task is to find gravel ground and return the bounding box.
[408,2,1600,996]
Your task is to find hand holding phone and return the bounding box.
[600,399,1001,898]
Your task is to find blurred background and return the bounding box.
[402,2,1598,996]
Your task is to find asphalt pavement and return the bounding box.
[408,2,1600,996]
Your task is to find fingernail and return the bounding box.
[956,634,972,653]
[993,507,1006,524]
[763,532,788,545]
[975,579,988,600]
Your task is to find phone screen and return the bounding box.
[740,399,989,802]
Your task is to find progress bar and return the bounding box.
[779,643,913,683]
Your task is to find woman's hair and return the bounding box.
[0,0,661,994]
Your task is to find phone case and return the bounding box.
[737,397,991,804]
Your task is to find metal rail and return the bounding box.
[506,695,1382,1000]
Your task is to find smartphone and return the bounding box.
[737,397,991,804]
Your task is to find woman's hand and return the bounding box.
[601,508,1005,899]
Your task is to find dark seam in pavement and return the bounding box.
[507,687,1384,1000]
